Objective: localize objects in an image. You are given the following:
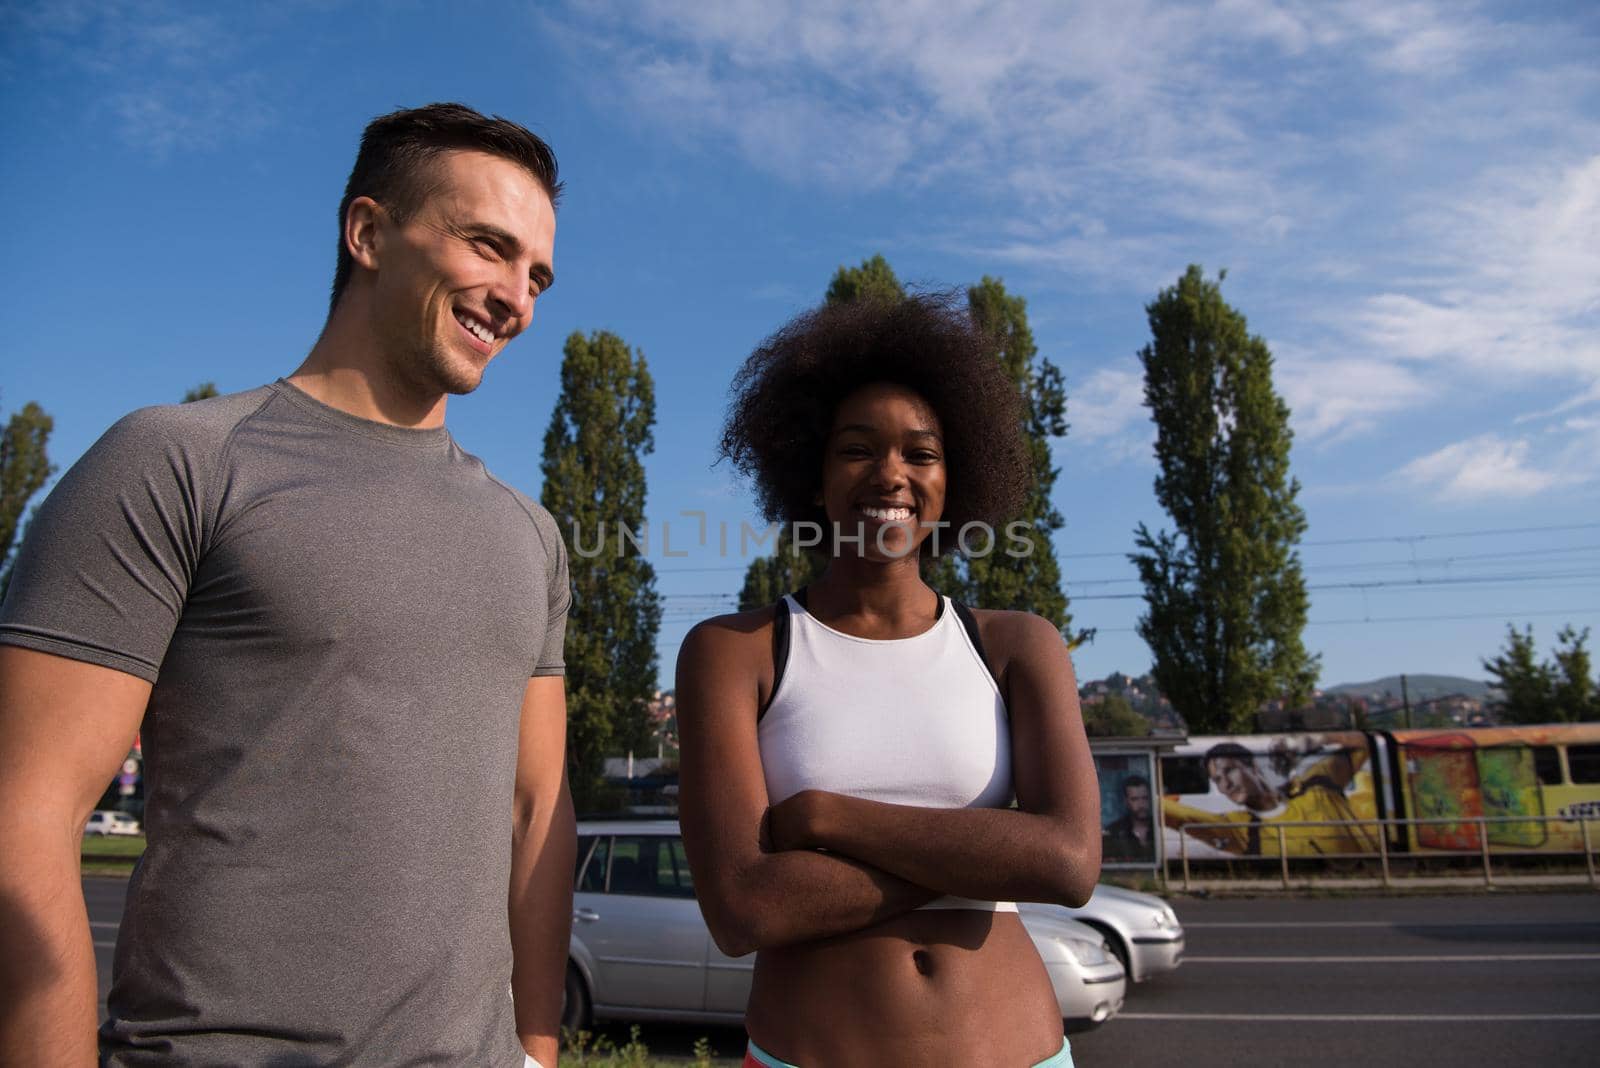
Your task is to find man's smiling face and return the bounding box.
[367,149,555,397]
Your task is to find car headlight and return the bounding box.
[1151,907,1178,929]
[1065,937,1112,968]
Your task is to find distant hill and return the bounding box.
[1324,674,1493,701]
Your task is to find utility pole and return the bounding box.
[1401,674,1413,729]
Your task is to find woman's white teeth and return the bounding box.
[457,314,493,344]
[861,506,912,521]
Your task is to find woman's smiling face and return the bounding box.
[819,382,948,562]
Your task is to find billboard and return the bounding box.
[1095,751,1158,868]
[1159,733,1381,859]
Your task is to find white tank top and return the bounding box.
[759,593,1018,912]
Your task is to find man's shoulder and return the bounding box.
[466,463,566,558]
[104,385,278,452]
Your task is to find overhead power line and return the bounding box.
[1092,607,1599,634]
[653,521,1600,572]
[1063,569,1600,601]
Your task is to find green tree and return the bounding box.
[961,276,1088,645]
[1481,623,1555,724]
[1,397,55,599]
[737,524,822,610]
[825,253,905,306]
[1130,266,1317,734]
[182,382,219,403]
[540,330,662,811]
[1082,693,1151,738]
[1551,626,1596,722]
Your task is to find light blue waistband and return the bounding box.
[1035,1037,1074,1067]
[746,1037,1071,1067]
[746,1041,801,1068]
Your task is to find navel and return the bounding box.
[912,948,934,977]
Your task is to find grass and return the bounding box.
[81,835,144,876]
[563,1027,740,1067]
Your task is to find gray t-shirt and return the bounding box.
[0,380,569,1066]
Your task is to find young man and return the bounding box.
[0,103,575,1067]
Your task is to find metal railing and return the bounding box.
[1167,813,1598,892]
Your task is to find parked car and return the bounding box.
[1022,882,1185,982]
[84,810,141,837]
[565,820,1125,1035]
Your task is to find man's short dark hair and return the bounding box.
[718,293,1032,545]
[329,102,562,312]
[1204,742,1255,766]
[1123,774,1150,793]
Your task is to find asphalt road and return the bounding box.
[1072,891,1600,1068]
[85,880,1599,1065]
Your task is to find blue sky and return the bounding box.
[2,0,1597,692]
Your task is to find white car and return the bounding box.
[565,820,1126,1035]
[1022,882,1184,982]
[84,810,141,837]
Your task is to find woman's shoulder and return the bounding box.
[964,607,1064,655]
[961,608,1079,713]
[678,604,784,666]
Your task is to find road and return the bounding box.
[85,880,1599,1065]
[1071,891,1600,1067]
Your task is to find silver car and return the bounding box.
[564,820,1125,1035]
[1023,883,1185,982]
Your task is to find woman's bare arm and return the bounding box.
[766,610,1101,906]
[675,614,935,958]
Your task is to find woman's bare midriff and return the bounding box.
[745,909,1064,1068]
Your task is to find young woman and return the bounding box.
[676,294,1101,1067]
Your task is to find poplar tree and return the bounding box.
[824,253,905,306]
[738,256,1087,642]
[737,525,821,610]
[962,276,1088,645]
[0,396,54,600]
[1131,265,1316,733]
[540,330,662,810]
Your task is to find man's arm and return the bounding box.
[508,675,575,1067]
[1161,797,1253,854]
[0,646,149,1067]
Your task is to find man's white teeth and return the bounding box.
[861,506,912,521]
[457,313,494,344]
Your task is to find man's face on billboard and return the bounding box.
[1207,755,1275,810]
[1124,783,1152,821]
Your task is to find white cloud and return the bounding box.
[1062,365,1151,467]
[1393,428,1598,503]
[10,0,280,155]
[1350,155,1600,378]
[1278,354,1432,444]
[1395,435,1558,501]
[550,0,1600,450]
